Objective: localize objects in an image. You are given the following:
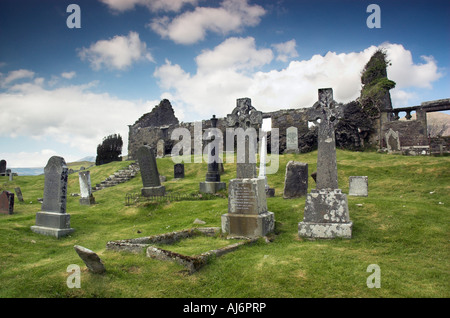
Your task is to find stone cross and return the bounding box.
[226,98,262,179]
[307,88,343,190]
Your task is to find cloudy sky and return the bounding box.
[0,0,448,168]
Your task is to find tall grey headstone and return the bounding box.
[258,132,274,197]
[299,88,352,239]
[31,156,74,238]
[0,160,6,176]
[79,171,95,205]
[349,176,368,197]
[137,146,166,197]
[283,161,308,199]
[0,191,14,215]
[200,115,226,194]
[285,126,299,153]
[222,98,274,238]
[7,169,12,181]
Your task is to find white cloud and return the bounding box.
[0,69,35,87]
[149,0,265,44]
[153,39,444,121]
[61,71,76,79]
[0,74,159,161]
[99,0,198,12]
[272,39,299,62]
[78,31,154,71]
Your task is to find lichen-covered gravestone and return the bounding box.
[221,98,274,238]
[79,171,95,205]
[14,187,24,202]
[285,126,299,153]
[298,88,352,239]
[137,146,166,197]
[31,156,74,238]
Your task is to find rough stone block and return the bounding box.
[298,221,353,239]
[199,181,226,194]
[141,185,166,197]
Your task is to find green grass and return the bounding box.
[0,150,449,298]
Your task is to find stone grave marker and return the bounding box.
[74,245,106,274]
[200,115,226,193]
[137,146,166,197]
[156,139,165,158]
[0,191,14,215]
[0,160,6,176]
[298,88,352,239]
[174,163,185,179]
[31,156,74,238]
[258,132,274,197]
[285,126,299,153]
[221,98,274,238]
[79,171,96,205]
[283,161,308,199]
[14,187,24,202]
[386,128,401,153]
[349,176,368,197]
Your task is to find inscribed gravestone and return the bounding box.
[283,161,308,199]
[31,156,74,238]
[221,98,274,238]
[298,88,352,239]
[0,191,14,215]
[349,176,368,197]
[79,171,95,205]
[285,126,299,153]
[137,146,165,197]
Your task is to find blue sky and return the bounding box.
[0,0,448,168]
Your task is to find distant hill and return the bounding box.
[76,156,95,162]
[10,167,44,176]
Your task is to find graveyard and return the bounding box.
[0,148,449,298]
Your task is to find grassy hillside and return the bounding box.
[0,150,449,298]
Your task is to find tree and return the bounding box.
[95,134,123,166]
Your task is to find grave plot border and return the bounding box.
[106,227,257,274]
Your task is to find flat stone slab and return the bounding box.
[199,181,226,194]
[349,176,368,197]
[221,211,275,238]
[141,185,166,197]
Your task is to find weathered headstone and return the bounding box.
[385,128,401,153]
[0,191,14,215]
[6,169,12,181]
[31,156,74,238]
[79,171,95,205]
[283,161,308,199]
[222,98,274,238]
[74,245,106,274]
[349,176,368,197]
[14,187,24,202]
[285,126,299,153]
[0,160,6,176]
[299,88,352,239]
[174,163,185,179]
[137,146,166,197]
[200,115,226,194]
[156,139,165,158]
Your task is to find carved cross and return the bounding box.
[308,88,343,190]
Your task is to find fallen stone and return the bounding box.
[193,218,206,225]
[74,245,106,274]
